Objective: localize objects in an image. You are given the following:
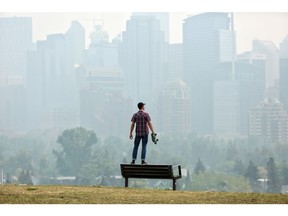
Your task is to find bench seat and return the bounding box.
[120,164,182,190]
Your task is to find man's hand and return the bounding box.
[129,134,133,140]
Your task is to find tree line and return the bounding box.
[0,127,287,193]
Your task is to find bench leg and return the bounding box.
[125,178,128,188]
[173,179,176,190]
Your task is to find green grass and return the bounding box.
[0,185,288,204]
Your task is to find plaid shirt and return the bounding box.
[131,110,151,136]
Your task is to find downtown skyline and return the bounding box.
[1,11,288,138]
[0,12,288,54]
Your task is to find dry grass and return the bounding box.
[0,185,288,204]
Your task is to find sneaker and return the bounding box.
[141,161,148,165]
[131,160,135,165]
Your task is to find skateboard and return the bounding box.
[151,133,159,144]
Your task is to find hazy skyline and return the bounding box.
[1,12,288,54]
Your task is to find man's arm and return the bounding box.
[148,121,155,134]
[129,121,135,139]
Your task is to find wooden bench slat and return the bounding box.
[124,173,173,178]
[121,165,173,170]
[122,170,172,175]
[121,168,172,172]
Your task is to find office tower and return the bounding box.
[213,80,240,136]
[0,75,26,130]
[0,17,33,80]
[183,12,236,134]
[79,85,132,138]
[26,21,85,129]
[85,25,118,69]
[132,12,169,42]
[120,14,166,111]
[65,21,86,67]
[167,43,183,81]
[253,39,279,90]
[236,52,266,135]
[79,67,126,136]
[0,17,32,130]
[79,24,130,137]
[279,35,288,112]
[27,34,74,129]
[213,52,266,136]
[157,79,191,135]
[249,98,288,144]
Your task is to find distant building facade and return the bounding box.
[78,68,130,137]
[279,35,288,112]
[120,14,167,112]
[183,12,236,134]
[157,79,191,135]
[167,43,183,81]
[213,52,266,136]
[79,24,131,137]
[0,75,26,130]
[249,98,288,144]
[132,12,170,43]
[26,21,85,130]
[0,17,33,79]
[0,17,33,130]
[213,80,240,136]
[253,39,279,90]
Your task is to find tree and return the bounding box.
[226,141,238,161]
[53,127,98,176]
[233,159,245,176]
[194,158,206,174]
[266,157,281,193]
[280,162,288,185]
[190,171,251,192]
[18,170,33,185]
[184,169,192,190]
[244,160,260,192]
[0,142,4,168]
[4,150,34,176]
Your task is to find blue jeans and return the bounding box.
[132,134,148,161]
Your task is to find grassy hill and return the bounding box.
[0,185,288,204]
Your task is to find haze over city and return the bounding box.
[1,11,288,134]
[1,1,288,208]
[1,12,288,54]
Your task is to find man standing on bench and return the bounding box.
[129,102,155,165]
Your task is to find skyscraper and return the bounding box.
[120,14,167,112]
[26,21,85,129]
[253,39,279,90]
[157,79,191,135]
[213,53,266,136]
[0,17,33,80]
[79,24,130,137]
[249,98,288,144]
[167,43,183,81]
[132,12,170,42]
[65,21,86,68]
[0,17,32,130]
[0,76,26,130]
[183,12,236,134]
[279,35,288,112]
[213,80,240,136]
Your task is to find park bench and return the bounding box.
[120,164,182,190]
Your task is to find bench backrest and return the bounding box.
[120,164,182,179]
